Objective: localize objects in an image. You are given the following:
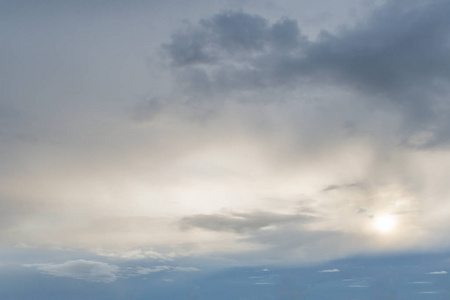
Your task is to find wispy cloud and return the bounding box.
[24,260,119,283]
[25,259,200,282]
[134,266,200,275]
[319,268,340,273]
[180,210,316,233]
[427,270,447,275]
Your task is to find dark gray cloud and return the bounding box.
[163,11,304,66]
[308,1,450,93]
[179,210,354,263]
[180,211,315,233]
[322,183,362,192]
[164,1,450,93]
[163,0,450,146]
[162,11,308,94]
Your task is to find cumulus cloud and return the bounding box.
[24,260,120,283]
[167,1,450,94]
[162,11,308,93]
[163,11,304,66]
[163,0,450,147]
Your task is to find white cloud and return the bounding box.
[427,270,447,275]
[24,260,119,283]
[319,268,340,273]
[25,260,200,282]
[96,249,173,261]
[132,266,200,276]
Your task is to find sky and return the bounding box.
[1,0,450,298]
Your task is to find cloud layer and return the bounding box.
[2,0,450,266]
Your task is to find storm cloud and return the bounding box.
[163,0,450,146]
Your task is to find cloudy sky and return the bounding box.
[2,0,450,298]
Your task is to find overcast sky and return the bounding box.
[2,0,450,297]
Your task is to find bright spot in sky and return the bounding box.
[373,215,396,233]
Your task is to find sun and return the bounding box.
[373,215,396,233]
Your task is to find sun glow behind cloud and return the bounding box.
[373,215,397,234]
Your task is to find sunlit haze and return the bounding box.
[373,215,397,234]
